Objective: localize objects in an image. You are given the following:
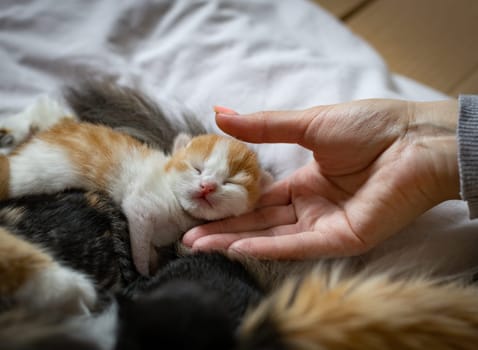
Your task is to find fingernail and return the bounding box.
[214,105,238,115]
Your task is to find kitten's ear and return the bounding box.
[259,170,274,192]
[172,133,192,153]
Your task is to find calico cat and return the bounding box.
[0,105,268,276]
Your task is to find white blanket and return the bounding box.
[0,0,476,275]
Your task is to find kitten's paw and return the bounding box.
[0,129,16,155]
[15,264,97,315]
[0,119,31,155]
[0,95,72,154]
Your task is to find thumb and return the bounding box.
[214,106,321,145]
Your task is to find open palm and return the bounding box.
[183,99,459,259]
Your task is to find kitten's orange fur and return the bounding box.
[37,119,152,190]
[0,227,53,295]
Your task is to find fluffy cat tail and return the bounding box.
[238,267,478,350]
[63,80,207,153]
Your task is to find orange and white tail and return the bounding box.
[239,266,478,350]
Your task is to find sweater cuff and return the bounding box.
[458,94,478,219]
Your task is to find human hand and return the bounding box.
[182,99,460,259]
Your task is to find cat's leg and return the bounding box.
[122,196,159,277]
[0,227,97,314]
[0,96,74,155]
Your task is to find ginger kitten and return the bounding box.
[0,115,268,276]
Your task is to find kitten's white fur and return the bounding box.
[9,139,80,196]
[15,264,97,315]
[0,297,117,350]
[118,150,200,275]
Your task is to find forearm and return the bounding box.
[458,95,478,218]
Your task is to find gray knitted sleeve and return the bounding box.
[458,94,478,218]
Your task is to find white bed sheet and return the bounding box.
[0,0,476,275]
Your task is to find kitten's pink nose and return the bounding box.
[200,182,217,196]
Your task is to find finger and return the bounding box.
[215,108,319,144]
[190,224,300,253]
[182,205,297,246]
[228,230,366,260]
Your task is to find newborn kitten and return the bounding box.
[0,117,267,276]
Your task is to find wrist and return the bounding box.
[409,99,460,203]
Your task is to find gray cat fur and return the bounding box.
[64,80,207,153]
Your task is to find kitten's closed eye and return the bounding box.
[225,172,250,186]
[223,179,239,186]
[193,166,202,174]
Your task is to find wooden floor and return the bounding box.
[314,0,478,97]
